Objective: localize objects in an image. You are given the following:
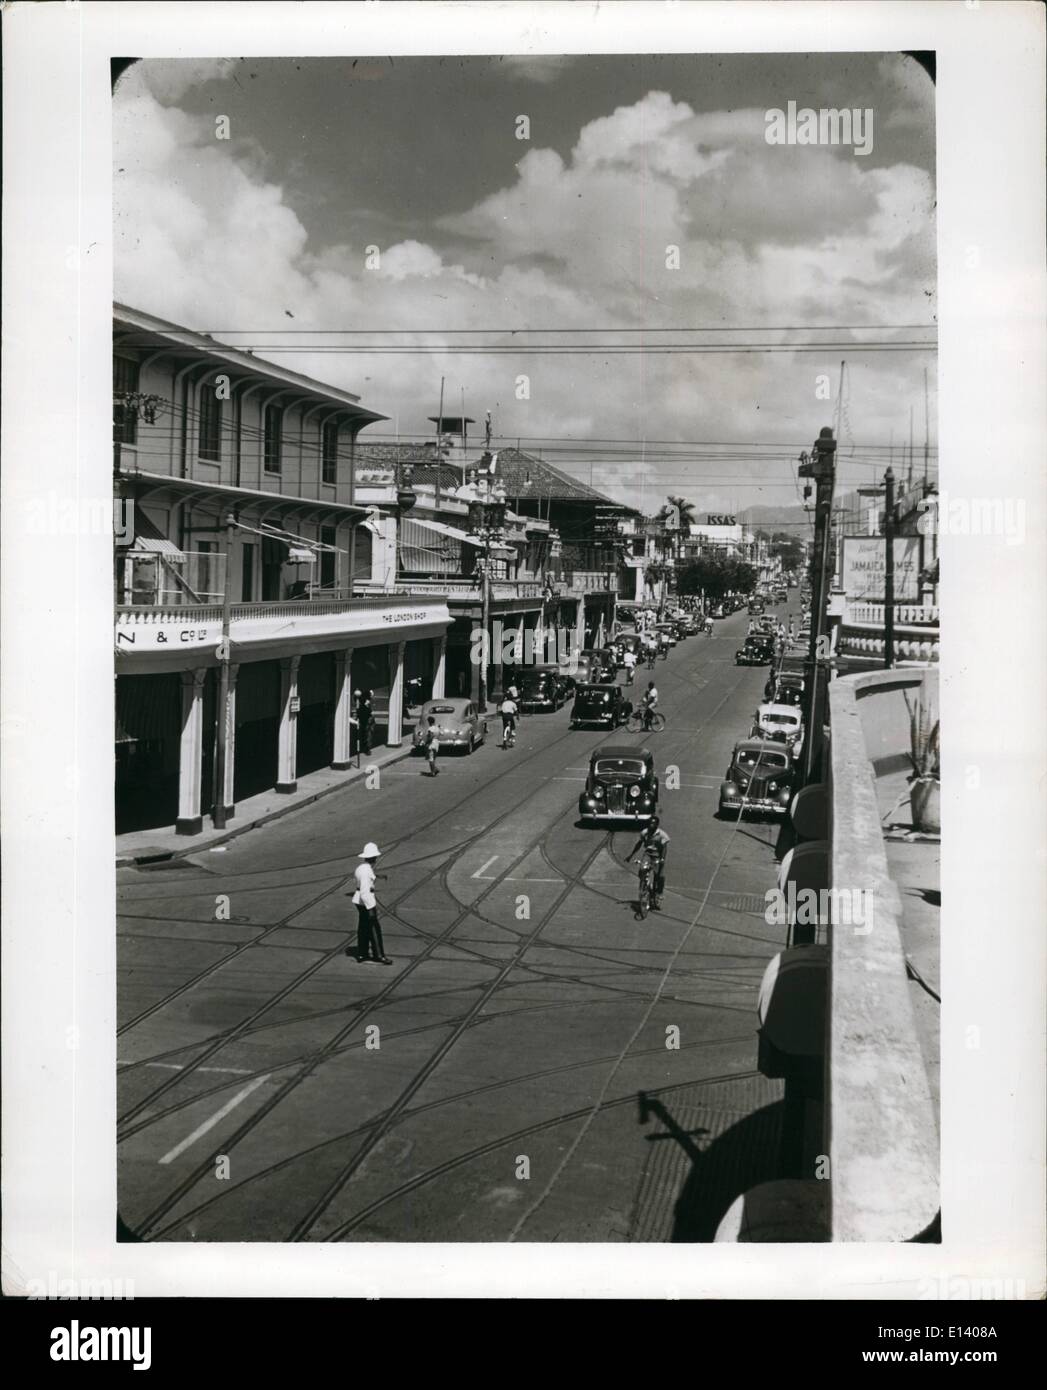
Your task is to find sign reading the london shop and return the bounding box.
[841,535,921,601]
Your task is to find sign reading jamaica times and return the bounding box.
[841,535,921,602]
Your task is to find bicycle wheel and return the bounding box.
[648,712,666,732]
[636,872,651,920]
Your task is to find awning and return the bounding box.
[123,509,185,558]
[409,517,485,548]
[287,545,317,564]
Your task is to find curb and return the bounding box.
[116,743,418,868]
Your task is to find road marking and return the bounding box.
[158,1074,270,1165]
[471,854,501,880]
[504,876,563,883]
[552,776,586,782]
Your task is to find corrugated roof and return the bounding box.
[491,449,631,508]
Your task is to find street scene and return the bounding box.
[113,52,940,1243]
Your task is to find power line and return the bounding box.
[181,323,939,335]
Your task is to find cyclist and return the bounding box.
[640,682,659,731]
[499,693,518,747]
[622,647,638,685]
[626,816,671,911]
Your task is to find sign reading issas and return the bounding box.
[704,514,737,526]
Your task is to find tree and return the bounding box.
[656,496,697,531]
[676,554,758,601]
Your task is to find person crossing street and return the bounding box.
[349,842,392,964]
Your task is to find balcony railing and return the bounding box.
[116,593,425,623]
[846,602,939,626]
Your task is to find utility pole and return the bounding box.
[212,510,237,828]
[797,426,836,784]
[883,466,896,671]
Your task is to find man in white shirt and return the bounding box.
[350,842,391,964]
[622,648,638,684]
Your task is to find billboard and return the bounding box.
[841,535,921,601]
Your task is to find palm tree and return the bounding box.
[656,496,697,531]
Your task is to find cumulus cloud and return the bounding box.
[114,78,936,512]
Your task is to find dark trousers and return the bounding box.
[358,719,372,754]
[356,904,385,960]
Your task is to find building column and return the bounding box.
[276,655,300,793]
[573,596,586,655]
[220,664,239,817]
[387,641,405,746]
[176,668,207,835]
[431,634,447,698]
[332,647,356,768]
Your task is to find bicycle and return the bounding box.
[635,854,654,920]
[628,708,666,734]
[501,719,517,749]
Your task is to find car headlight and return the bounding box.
[594,785,604,798]
[768,781,778,792]
[629,785,641,799]
[737,776,749,789]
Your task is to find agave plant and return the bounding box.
[904,688,940,781]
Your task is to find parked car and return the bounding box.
[412,698,488,755]
[573,649,615,685]
[718,740,795,818]
[751,702,805,758]
[578,746,659,823]
[736,635,775,666]
[774,673,805,705]
[654,623,678,648]
[518,664,570,711]
[618,632,645,657]
[709,604,725,619]
[595,645,622,674]
[570,684,633,729]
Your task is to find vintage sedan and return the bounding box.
[774,673,805,706]
[412,698,488,755]
[578,746,658,823]
[736,635,775,666]
[751,702,805,758]
[571,650,612,686]
[570,684,633,729]
[654,622,678,647]
[719,740,795,817]
[518,664,569,711]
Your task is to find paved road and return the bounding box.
[117,604,803,1242]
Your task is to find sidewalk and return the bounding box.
[116,734,416,867]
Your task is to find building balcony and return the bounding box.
[837,602,940,665]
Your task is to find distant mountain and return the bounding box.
[739,504,813,532]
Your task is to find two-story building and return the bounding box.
[113,305,451,836]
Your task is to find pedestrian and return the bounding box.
[349,841,391,964]
[423,714,441,775]
[356,689,373,755]
[623,647,637,684]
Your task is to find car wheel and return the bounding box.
[468,734,475,755]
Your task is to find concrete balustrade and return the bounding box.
[827,669,939,1241]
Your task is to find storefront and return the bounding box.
[115,596,451,836]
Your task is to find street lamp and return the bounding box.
[466,465,508,712]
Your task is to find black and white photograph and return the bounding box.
[3,0,1045,1308]
[107,46,947,1247]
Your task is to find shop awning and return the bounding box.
[124,509,185,558]
[409,517,486,548]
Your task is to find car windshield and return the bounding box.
[594,758,644,778]
[428,705,458,715]
[763,714,798,727]
[737,749,788,771]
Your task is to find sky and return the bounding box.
[113,52,937,517]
